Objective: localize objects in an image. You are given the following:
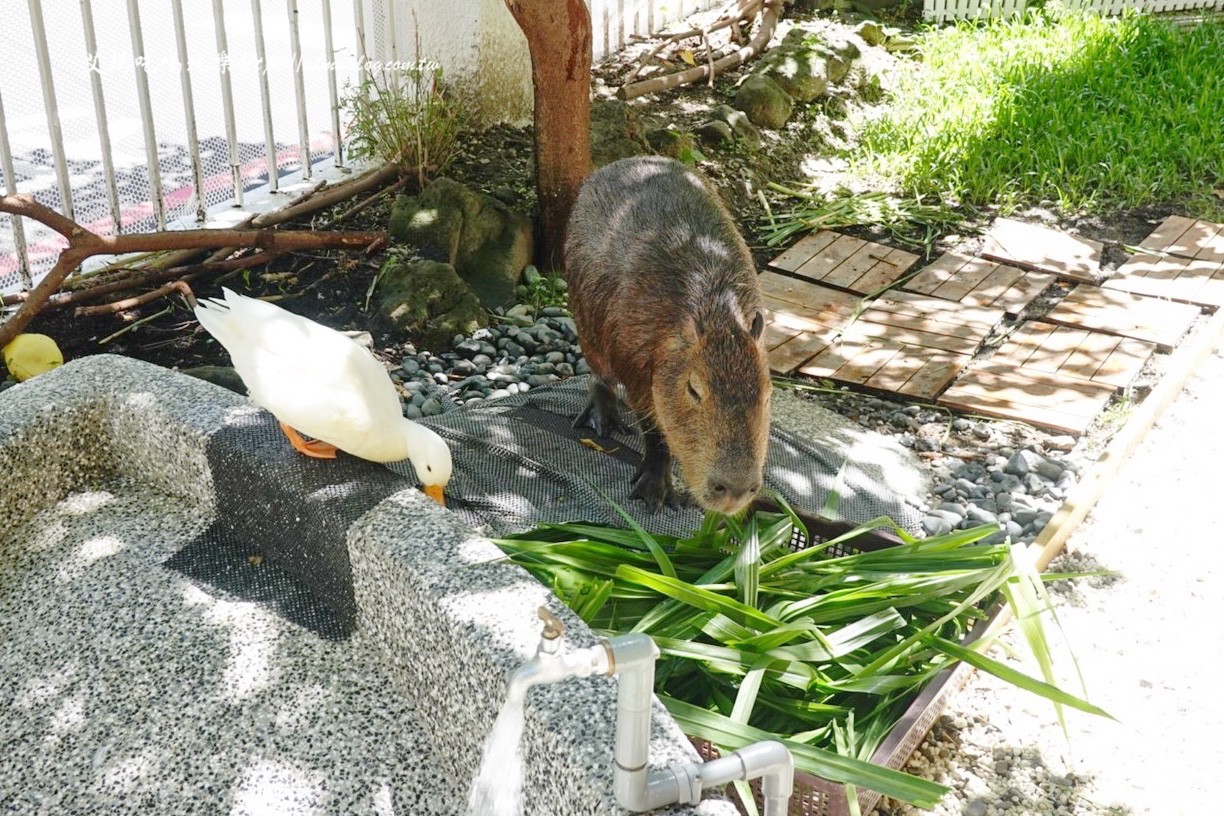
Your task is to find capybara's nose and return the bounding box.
[709,475,762,507]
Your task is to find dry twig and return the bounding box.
[0,193,385,348]
[619,0,780,101]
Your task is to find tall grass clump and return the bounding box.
[343,60,472,189]
[852,10,1224,217]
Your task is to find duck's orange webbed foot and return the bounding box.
[279,422,339,459]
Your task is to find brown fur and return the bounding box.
[564,156,771,513]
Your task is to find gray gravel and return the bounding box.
[393,303,1088,550]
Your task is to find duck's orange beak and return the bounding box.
[423,484,446,505]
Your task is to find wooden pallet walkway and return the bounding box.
[990,321,1154,389]
[1138,215,1224,264]
[902,251,1054,315]
[760,272,860,374]
[981,217,1102,283]
[767,229,919,295]
[938,363,1118,435]
[789,292,1005,398]
[1103,251,1224,309]
[763,222,1210,433]
[797,337,967,399]
[1042,285,1200,352]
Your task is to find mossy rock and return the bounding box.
[373,258,488,350]
[733,74,794,130]
[389,178,533,309]
[590,99,652,167]
[645,128,697,160]
[756,34,831,103]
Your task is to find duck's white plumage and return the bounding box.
[194,288,452,491]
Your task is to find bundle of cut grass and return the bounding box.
[495,498,1108,812]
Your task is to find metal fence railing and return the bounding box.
[0,0,725,299]
[1,0,361,296]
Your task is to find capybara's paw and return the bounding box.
[630,465,678,512]
[573,397,626,438]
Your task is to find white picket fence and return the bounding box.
[925,0,1224,23]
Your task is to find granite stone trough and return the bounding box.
[0,355,736,815]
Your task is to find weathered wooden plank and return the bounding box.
[843,319,981,355]
[1139,215,1224,264]
[1042,285,1201,352]
[863,346,934,392]
[769,331,833,375]
[797,337,866,379]
[1103,252,1224,308]
[902,251,1053,316]
[759,273,861,330]
[792,234,867,283]
[768,230,840,273]
[820,242,888,291]
[938,362,1116,434]
[871,290,1006,332]
[980,217,1102,283]
[834,340,905,385]
[851,247,921,295]
[994,321,1152,389]
[903,252,969,296]
[897,351,965,399]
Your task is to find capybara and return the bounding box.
[563,156,771,514]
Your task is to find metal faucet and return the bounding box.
[512,607,795,815]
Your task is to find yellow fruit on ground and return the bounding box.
[3,333,64,382]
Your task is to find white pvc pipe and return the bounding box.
[211,0,244,206]
[170,0,208,222]
[286,0,313,179]
[79,0,122,233]
[125,0,166,228]
[26,0,74,222]
[321,0,344,169]
[250,0,280,192]
[0,88,32,289]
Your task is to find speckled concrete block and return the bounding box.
[0,355,738,815]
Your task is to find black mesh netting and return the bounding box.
[175,377,922,637]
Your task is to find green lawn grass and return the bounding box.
[851,10,1224,218]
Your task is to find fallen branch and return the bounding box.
[619,0,780,101]
[75,280,196,317]
[622,0,762,85]
[2,251,272,310]
[0,193,385,348]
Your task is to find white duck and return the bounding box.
[194,287,452,504]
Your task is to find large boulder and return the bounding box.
[389,178,533,310]
[372,258,487,350]
[733,74,794,129]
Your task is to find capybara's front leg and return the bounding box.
[574,377,627,438]
[631,420,678,512]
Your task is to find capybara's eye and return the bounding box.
[687,380,703,403]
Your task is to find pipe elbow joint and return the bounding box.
[734,740,794,801]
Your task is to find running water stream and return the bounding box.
[466,682,529,816]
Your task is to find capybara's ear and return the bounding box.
[680,315,700,347]
[750,311,764,339]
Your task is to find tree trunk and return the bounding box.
[504,0,593,270]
